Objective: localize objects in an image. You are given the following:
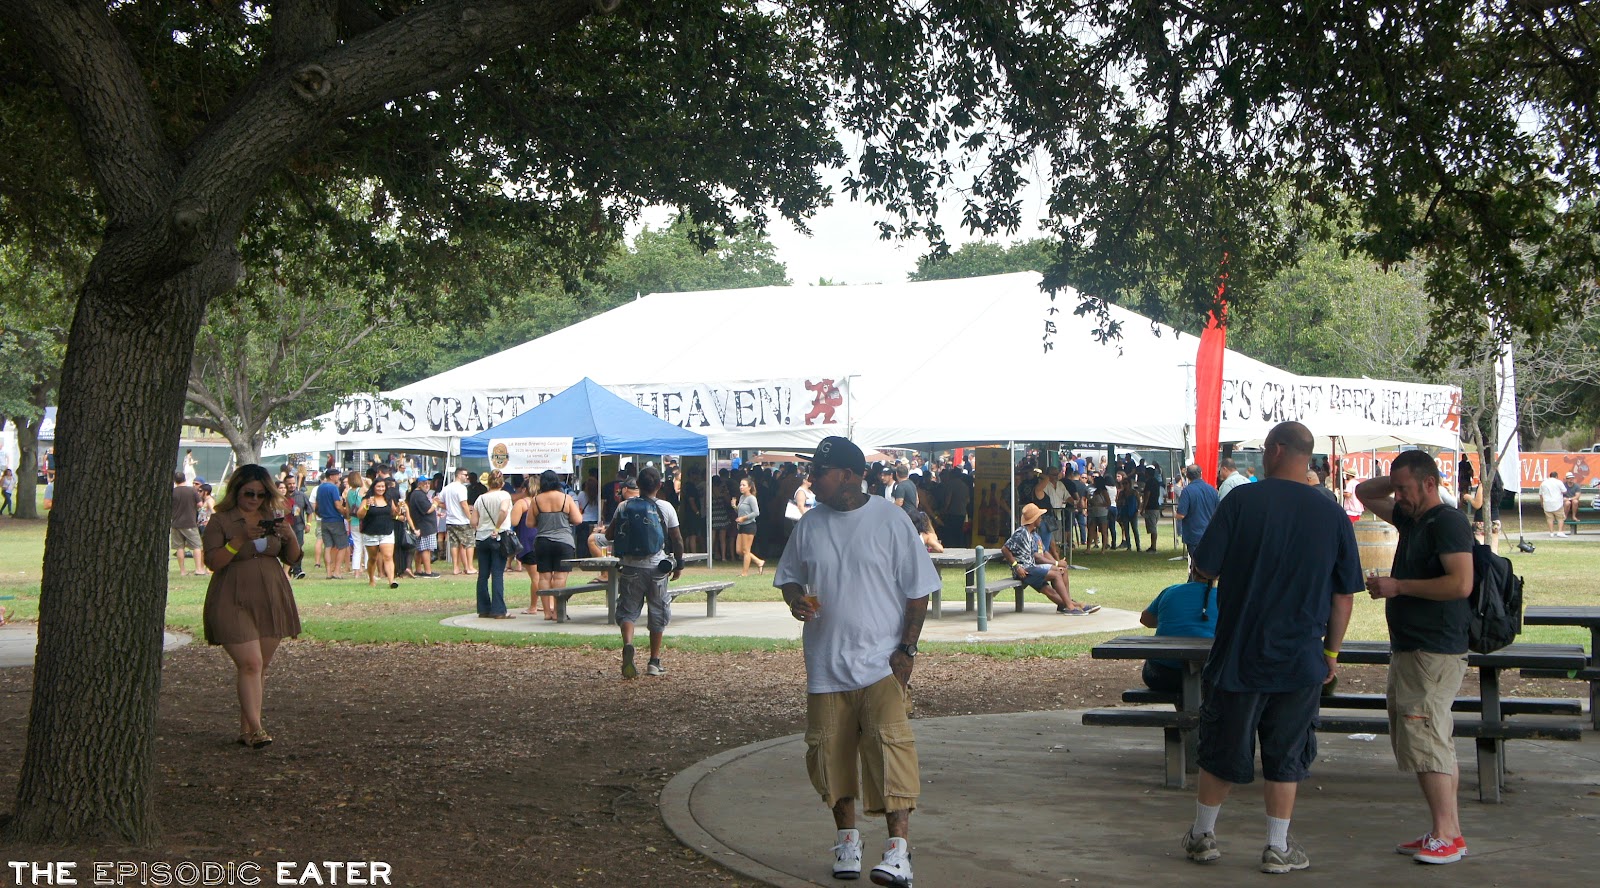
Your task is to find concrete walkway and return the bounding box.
[0,623,190,668]
[441,599,1143,643]
[663,709,1600,887]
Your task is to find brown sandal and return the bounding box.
[248,729,273,749]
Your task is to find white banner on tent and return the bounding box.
[488,437,573,472]
[1220,369,1460,448]
[308,376,849,441]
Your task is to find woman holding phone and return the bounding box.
[202,464,302,749]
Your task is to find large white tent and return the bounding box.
[265,273,1459,458]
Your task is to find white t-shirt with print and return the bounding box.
[441,481,471,526]
[774,496,941,694]
[1539,476,1567,512]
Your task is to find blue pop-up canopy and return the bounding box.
[459,377,708,458]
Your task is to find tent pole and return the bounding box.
[706,450,715,569]
[1009,441,1017,537]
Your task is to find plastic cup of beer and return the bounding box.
[803,593,820,616]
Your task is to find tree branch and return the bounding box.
[270,0,341,69]
[176,0,602,240]
[259,322,381,415]
[0,0,178,225]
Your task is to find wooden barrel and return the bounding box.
[1353,518,1397,576]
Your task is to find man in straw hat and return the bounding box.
[1003,503,1098,615]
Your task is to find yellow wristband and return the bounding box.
[224,542,239,554]
[1324,648,1339,658]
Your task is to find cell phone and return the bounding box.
[259,517,282,531]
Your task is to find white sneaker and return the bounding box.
[832,829,862,880]
[870,838,912,887]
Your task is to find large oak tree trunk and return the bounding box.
[4,250,232,843]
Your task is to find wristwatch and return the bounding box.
[895,642,918,658]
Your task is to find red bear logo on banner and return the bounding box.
[804,379,842,426]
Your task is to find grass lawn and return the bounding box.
[2,509,1595,656]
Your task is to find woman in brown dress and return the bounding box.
[202,464,303,749]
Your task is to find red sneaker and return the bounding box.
[1413,835,1467,864]
[1395,833,1433,855]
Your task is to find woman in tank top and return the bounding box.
[522,470,583,620]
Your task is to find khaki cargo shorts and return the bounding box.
[170,527,202,551]
[1387,649,1469,774]
[805,674,919,815]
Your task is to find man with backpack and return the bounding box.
[1356,450,1475,865]
[610,467,684,679]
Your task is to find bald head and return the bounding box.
[1264,421,1314,455]
[1262,421,1315,480]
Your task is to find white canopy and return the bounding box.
[265,273,1458,457]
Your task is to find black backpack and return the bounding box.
[1468,542,1523,654]
[1416,513,1523,654]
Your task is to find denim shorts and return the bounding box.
[1197,683,1321,784]
[1022,565,1052,590]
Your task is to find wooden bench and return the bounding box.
[1120,688,1583,716]
[667,580,735,617]
[552,582,610,623]
[1562,518,1600,535]
[964,577,1026,615]
[1085,704,1582,789]
[553,580,736,622]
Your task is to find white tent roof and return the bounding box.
[266,273,1457,457]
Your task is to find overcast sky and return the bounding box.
[638,167,1056,287]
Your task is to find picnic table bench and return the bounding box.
[1561,517,1600,535]
[1520,605,1600,729]
[557,554,711,625]
[926,548,1006,621]
[1086,635,1586,801]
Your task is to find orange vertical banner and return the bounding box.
[1194,261,1228,486]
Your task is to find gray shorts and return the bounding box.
[319,520,349,550]
[615,565,671,633]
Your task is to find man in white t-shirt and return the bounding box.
[777,436,939,888]
[440,468,476,574]
[1217,458,1249,500]
[612,467,684,678]
[1539,470,1568,537]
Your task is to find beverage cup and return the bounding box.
[803,593,820,616]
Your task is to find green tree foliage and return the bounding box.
[908,238,1054,282]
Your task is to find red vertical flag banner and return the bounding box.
[1194,263,1229,486]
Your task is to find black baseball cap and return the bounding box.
[323,467,341,478]
[811,436,867,474]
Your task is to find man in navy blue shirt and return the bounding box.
[1180,422,1361,874]
[1175,465,1219,557]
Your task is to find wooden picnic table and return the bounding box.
[561,553,709,624]
[1522,605,1600,728]
[926,547,1005,620]
[1088,635,1587,801]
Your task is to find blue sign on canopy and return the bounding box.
[459,377,708,458]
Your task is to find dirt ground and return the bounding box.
[0,641,1576,887]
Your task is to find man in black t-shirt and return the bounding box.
[1181,421,1360,873]
[1356,450,1475,865]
